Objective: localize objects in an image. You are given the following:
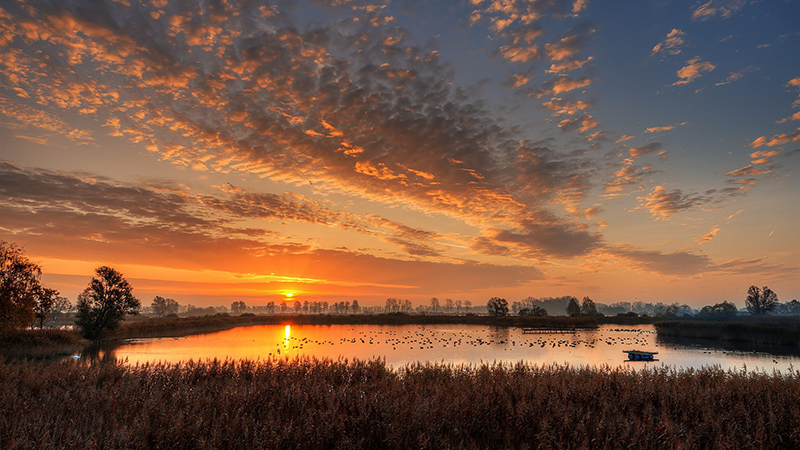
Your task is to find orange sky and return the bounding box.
[0,0,798,309]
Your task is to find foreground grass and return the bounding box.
[1,358,797,449]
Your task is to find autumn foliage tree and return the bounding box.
[0,241,60,332]
[76,266,140,341]
[745,285,778,315]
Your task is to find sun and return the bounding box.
[285,292,294,299]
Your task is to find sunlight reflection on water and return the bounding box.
[111,324,798,373]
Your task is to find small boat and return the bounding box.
[623,350,658,361]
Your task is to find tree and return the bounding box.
[152,296,179,316]
[487,297,508,316]
[566,297,581,317]
[519,305,548,317]
[0,241,43,332]
[580,296,598,316]
[746,285,778,315]
[231,300,247,314]
[698,301,738,318]
[445,298,454,314]
[76,266,140,341]
[32,287,59,329]
[430,297,440,313]
[352,299,360,314]
[47,296,72,328]
[464,300,472,313]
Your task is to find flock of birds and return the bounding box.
[264,327,657,359]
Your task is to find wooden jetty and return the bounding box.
[521,327,594,334]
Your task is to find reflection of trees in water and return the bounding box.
[81,343,120,363]
[656,334,800,357]
[490,326,510,344]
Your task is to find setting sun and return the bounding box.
[285,293,294,299]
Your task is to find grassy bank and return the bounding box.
[110,313,598,340]
[655,318,800,347]
[0,329,84,359]
[1,358,797,449]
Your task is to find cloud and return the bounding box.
[610,244,711,276]
[695,226,720,244]
[749,128,800,147]
[637,185,707,219]
[671,56,716,86]
[558,115,598,133]
[651,29,687,56]
[691,0,746,21]
[0,162,548,294]
[714,66,758,86]
[644,122,686,133]
[603,164,661,197]
[542,97,593,115]
[0,0,604,262]
[535,75,592,97]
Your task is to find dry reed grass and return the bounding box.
[1,357,797,449]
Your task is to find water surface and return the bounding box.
[111,324,799,372]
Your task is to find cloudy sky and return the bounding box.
[1,0,798,308]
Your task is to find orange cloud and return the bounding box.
[672,56,715,86]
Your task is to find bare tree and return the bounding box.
[430,297,440,313]
[746,285,778,315]
[487,297,508,316]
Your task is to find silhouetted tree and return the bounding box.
[430,297,440,313]
[231,300,247,314]
[152,296,179,316]
[32,287,59,329]
[580,296,599,316]
[566,297,581,317]
[464,300,472,313]
[519,306,548,317]
[0,241,44,332]
[76,266,140,341]
[44,296,71,328]
[487,297,508,316]
[746,285,778,315]
[445,298,454,314]
[698,301,738,318]
[352,300,360,314]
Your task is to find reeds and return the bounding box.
[1,357,797,449]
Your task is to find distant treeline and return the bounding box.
[111,313,598,340]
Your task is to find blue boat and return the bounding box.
[623,350,658,361]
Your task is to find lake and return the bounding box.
[109,324,799,372]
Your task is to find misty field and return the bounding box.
[1,358,798,449]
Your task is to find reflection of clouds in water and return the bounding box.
[110,324,798,373]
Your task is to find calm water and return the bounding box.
[110,324,799,372]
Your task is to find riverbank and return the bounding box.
[655,318,800,347]
[1,314,598,360]
[1,357,796,449]
[111,313,599,340]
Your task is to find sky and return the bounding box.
[0,0,798,309]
